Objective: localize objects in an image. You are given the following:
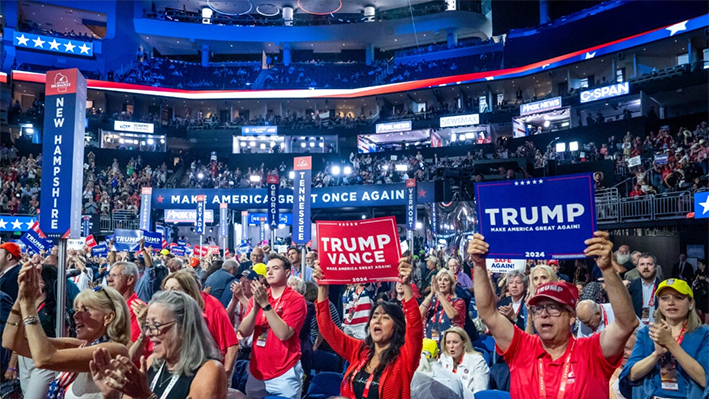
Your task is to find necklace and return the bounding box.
[157,367,173,389]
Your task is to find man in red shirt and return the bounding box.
[106,259,150,361]
[468,231,638,399]
[238,253,307,399]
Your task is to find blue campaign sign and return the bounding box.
[292,157,312,245]
[695,191,709,219]
[39,69,86,239]
[0,216,37,232]
[475,173,597,259]
[20,228,53,254]
[142,230,163,250]
[92,244,108,257]
[113,229,142,252]
[195,195,206,235]
[172,246,186,256]
[150,181,436,210]
[177,239,186,247]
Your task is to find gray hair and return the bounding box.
[169,258,184,269]
[507,270,528,288]
[287,276,305,295]
[223,259,239,272]
[113,261,139,281]
[149,291,221,376]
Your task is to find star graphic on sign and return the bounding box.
[532,180,537,184]
[514,181,519,186]
[11,219,23,230]
[541,64,550,69]
[32,36,45,48]
[79,43,91,54]
[157,195,164,203]
[0,219,6,229]
[699,196,709,215]
[64,41,76,52]
[585,51,596,60]
[26,221,35,229]
[666,20,688,36]
[48,39,61,50]
[485,76,494,81]
[538,179,543,184]
[16,34,29,46]
[418,189,427,198]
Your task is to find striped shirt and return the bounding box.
[342,285,373,340]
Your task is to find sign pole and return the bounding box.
[405,179,418,256]
[199,235,203,260]
[55,239,66,337]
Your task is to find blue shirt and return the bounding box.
[203,268,235,306]
[135,267,156,303]
[292,265,314,282]
[619,324,709,398]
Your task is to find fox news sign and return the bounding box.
[580,82,630,104]
[520,97,562,116]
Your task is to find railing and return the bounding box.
[596,190,695,224]
[111,210,140,231]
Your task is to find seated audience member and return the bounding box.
[468,232,639,398]
[161,271,238,381]
[422,256,441,295]
[624,252,664,282]
[609,327,640,399]
[237,254,307,399]
[3,263,130,399]
[628,253,662,325]
[497,270,528,330]
[342,283,374,339]
[420,269,466,345]
[314,258,423,399]
[548,260,570,282]
[620,278,709,398]
[411,339,474,399]
[89,290,227,399]
[439,326,489,394]
[448,258,473,292]
[576,299,615,338]
[525,265,559,333]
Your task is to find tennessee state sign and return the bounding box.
[475,173,597,259]
[316,216,402,284]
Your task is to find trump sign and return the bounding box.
[316,216,402,284]
[475,173,597,259]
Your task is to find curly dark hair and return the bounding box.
[345,301,407,382]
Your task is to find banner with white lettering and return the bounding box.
[486,258,526,273]
[195,195,206,235]
[112,229,162,252]
[39,69,86,238]
[92,244,108,257]
[140,187,152,230]
[219,203,228,238]
[171,247,186,256]
[316,216,402,284]
[20,227,53,254]
[267,175,280,229]
[405,179,417,241]
[292,157,312,245]
[475,173,597,259]
[142,230,162,251]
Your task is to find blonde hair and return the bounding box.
[161,270,205,310]
[441,327,480,357]
[529,265,559,293]
[435,268,457,297]
[74,287,131,345]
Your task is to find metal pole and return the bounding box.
[222,237,227,260]
[55,239,67,337]
[199,235,203,260]
[271,230,276,248]
[301,246,306,270]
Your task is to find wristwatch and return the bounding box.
[262,304,273,312]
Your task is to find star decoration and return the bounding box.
[48,39,61,50]
[32,36,45,48]
[532,180,537,184]
[26,221,35,229]
[666,20,687,36]
[0,220,6,229]
[63,41,76,52]
[157,195,164,203]
[699,196,709,215]
[16,34,29,46]
[585,51,596,60]
[79,43,91,54]
[11,219,23,230]
[418,189,427,198]
[514,181,519,186]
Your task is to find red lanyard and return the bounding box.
[452,354,465,374]
[676,323,687,345]
[538,340,576,399]
[601,306,609,328]
[647,281,658,307]
[346,359,377,399]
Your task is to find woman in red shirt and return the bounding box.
[314,259,422,399]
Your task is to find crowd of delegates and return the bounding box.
[0,149,40,215]
[19,21,96,41]
[0,228,706,399]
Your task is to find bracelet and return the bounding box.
[22,316,40,325]
[145,393,158,399]
[5,320,21,326]
[6,368,16,372]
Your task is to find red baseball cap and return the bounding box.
[528,281,579,310]
[547,260,559,266]
[0,243,22,260]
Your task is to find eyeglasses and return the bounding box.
[141,320,177,336]
[530,303,565,317]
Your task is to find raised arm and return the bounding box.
[107,239,116,265]
[468,234,514,352]
[140,239,153,269]
[590,232,639,363]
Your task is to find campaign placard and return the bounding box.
[316,216,402,284]
[39,69,87,238]
[475,173,597,259]
[142,230,162,250]
[486,258,526,273]
[139,187,152,230]
[171,247,186,256]
[293,157,312,245]
[20,228,53,254]
[92,244,108,257]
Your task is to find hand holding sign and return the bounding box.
[583,231,613,271]
[467,234,489,267]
